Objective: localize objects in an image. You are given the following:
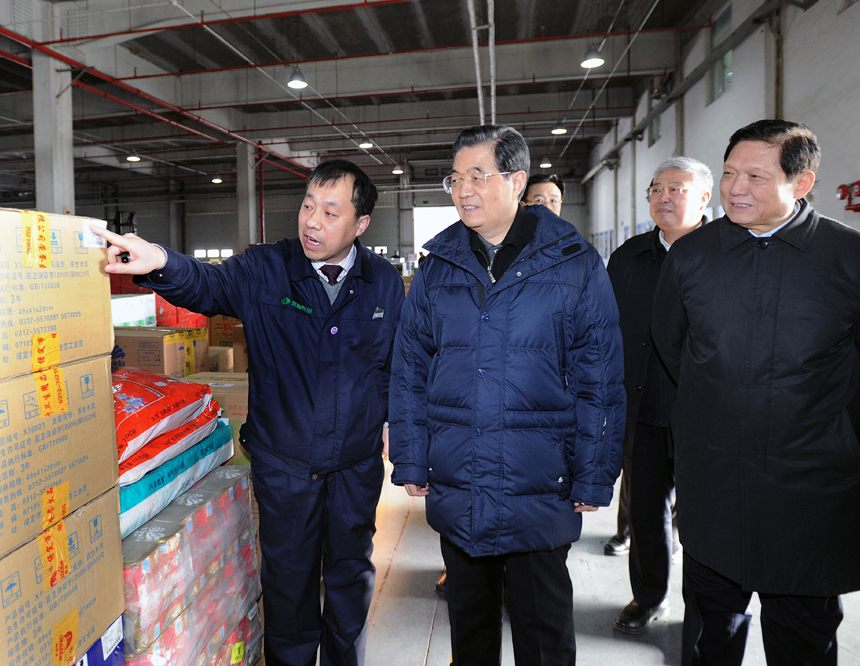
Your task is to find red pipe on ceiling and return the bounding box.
[0,26,309,177]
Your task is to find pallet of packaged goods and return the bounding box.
[122,466,261,666]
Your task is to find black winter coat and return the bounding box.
[607,227,678,456]
[652,202,860,595]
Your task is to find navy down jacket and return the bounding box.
[389,207,625,557]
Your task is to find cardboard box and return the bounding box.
[175,308,206,329]
[1,486,124,666]
[112,327,209,378]
[0,208,113,382]
[185,372,249,463]
[232,324,248,373]
[0,354,118,558]
[76,616,123,666]
[111,293,156,327]
[109,274,150,295]
[208,315,241,348]
[208,346,233,373]
[154,293,176,327]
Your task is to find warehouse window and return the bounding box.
[413,206,460,253]
[708,6,733,104]
[193,248,233,263]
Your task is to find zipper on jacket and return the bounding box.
[476,246,497,284]
[599,415,607,441]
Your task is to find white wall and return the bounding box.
[586,0,860,260]
[782,0,860,227]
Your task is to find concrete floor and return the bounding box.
[366,460,860,666]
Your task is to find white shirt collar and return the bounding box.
[311,244,356,284]
[658,219,704,252]
[747,201,801,238]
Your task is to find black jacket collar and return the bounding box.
[720,199,817,253]
[469,206,538,280]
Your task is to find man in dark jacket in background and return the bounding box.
[92,160,405,666]
[389,124,625,665]
[607,157,712,635]
[653,120,860,665]
[522,172,565,217]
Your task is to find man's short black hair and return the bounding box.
[724,120,820,180]
[525,173,565,199]
[307,159,378,217]
[453,125,531,179]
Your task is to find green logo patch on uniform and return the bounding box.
[281,297,313,314]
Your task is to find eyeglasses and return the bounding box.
[645,186,688,201]
[525,196,562,207]
[443,171,512,194]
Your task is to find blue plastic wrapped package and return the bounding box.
[75,616,124,666]
[119,422,234,537]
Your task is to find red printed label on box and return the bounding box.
[22,210,52,268]
[39,520,71,590]
[34,366,69,418]
[42,481,70,531]
[32,332,61,372]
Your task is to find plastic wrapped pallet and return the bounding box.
[122,466,260,665]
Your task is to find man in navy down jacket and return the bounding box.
[389,125,625,665]
[93,160,405,666]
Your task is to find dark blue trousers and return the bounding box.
[251,452,384,666]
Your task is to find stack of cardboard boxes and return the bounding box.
[0,209,124,665]
[110,269,212,379]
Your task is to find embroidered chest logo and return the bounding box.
[373,307,384,320]
[281,297,313,314]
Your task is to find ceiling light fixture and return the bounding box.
[358,138,374,149]
[392,165,404,175]
[551,125,568,136]
[581,44,605,69]
[211,177,223,184]
[287,66,308,90]
[126,151,141,162]
[539,159,552,169]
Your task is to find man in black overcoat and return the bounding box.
[608,157,712,634]
[652,119,860,665]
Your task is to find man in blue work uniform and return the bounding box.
[93,160,405,666]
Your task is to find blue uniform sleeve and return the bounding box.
[388,266,436,487]
[134,246,256,321]
[568,249,626,507]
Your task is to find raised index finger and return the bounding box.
[88,224,125,246]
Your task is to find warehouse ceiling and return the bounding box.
[0,0,716,208]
